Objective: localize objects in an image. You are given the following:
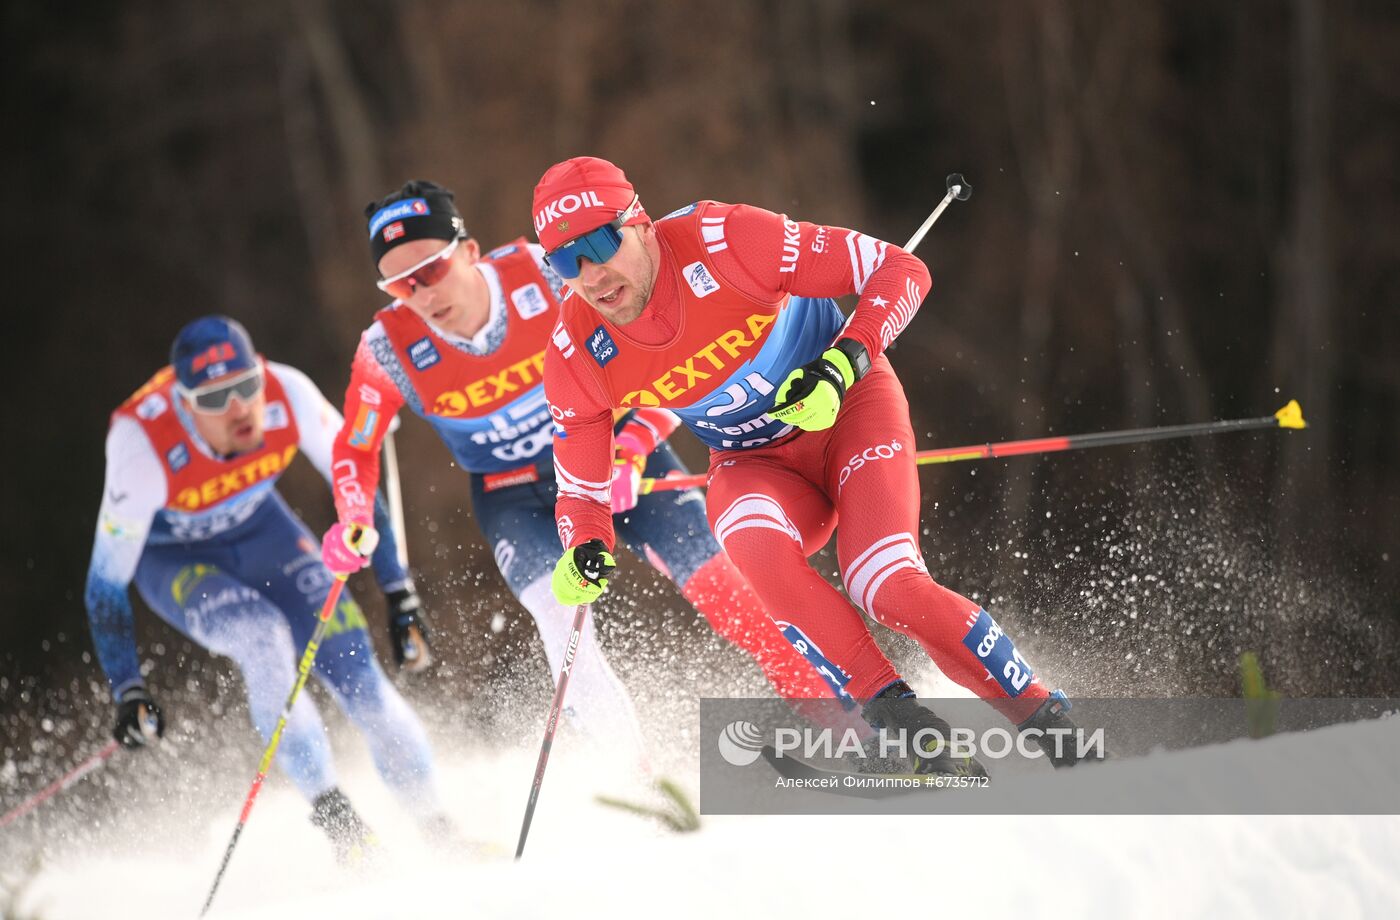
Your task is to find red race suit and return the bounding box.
[331,239,836,708]
[546,202,1051,722]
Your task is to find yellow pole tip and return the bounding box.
[1275,399,1307,430]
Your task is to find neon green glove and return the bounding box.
[770,339,869,432]
[551,539,617,605]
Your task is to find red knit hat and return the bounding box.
[532,156,648,251]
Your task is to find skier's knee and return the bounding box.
[840,533,928,615]
[710,493,804,568]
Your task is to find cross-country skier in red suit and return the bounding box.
[320,180,838,771]
[537,157,1094,773]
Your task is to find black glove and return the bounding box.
[386,585,434,672]
[113,685,165,749]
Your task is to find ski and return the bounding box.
[595,777,701,832]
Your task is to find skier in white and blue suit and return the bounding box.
[84,315,452,860]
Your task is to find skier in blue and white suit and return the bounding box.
[84,315,450,858]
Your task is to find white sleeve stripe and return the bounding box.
[551,323,576,358]
[845,232,887,294]
[555,460,611,490]
[558,482,611,504]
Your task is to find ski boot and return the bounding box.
[1017,691,1107,768]
[310,787,379,866]
[861,681,988,778]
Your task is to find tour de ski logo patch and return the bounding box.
[262,401,289,431]
[683,261,721,298]
[135,392,168,420]
[511,283,549,320]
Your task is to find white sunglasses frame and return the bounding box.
[375,236,462,294]
[177,365,265,414]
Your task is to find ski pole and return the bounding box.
[383,429,409,571]
[0,739,120,829]
[636,171,971,496]
[639,400,1307,494]
[199,572,350,917]
[514,603,589,860]
[382,429,429,669]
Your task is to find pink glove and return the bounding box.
[321,522,379,576]
[610,434,648,515]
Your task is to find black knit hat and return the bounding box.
[365,180,467,269]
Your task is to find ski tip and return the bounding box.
[1274,399,1306,430]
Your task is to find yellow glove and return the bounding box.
[551,539,617,606]
[770,342,865,432]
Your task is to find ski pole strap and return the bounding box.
[639,401,1306,494]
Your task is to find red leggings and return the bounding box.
[706,358,1049,725]
[680,552,839,702]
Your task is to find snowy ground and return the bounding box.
[7,713,1400,920]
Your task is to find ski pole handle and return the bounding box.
[904,173,973,253]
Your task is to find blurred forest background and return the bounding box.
[3,0,1399,770]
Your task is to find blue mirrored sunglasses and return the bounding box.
[543,196,641,279]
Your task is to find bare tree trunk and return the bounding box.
[1079,7,1221,482]
[279,39,336,272]
[1271,0,1333,543]
[283,0,387,341]
[999,2,1079,536]
[1114,277,1158,485]
[552,3,602,155]
[291,0,383,202]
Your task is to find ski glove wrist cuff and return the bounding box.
[770,340,867,432]
[322,522,377,576]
